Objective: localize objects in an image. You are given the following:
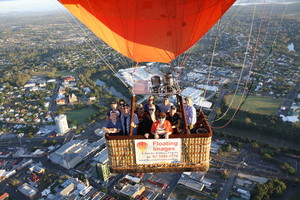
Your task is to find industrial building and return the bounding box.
[49,139,105,169]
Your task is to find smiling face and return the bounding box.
[111,102,117,109]
[163,98,169,105]
[170,106,176,115]
[124,106,130,114]
[148,105,156,114]
[185,98,192,106]
[148,96,154,104]
[157,112,166,124]
[110,112,117,120]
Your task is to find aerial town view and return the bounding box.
[0,0,299,200]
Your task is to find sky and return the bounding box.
[0,0,298,14]
[0,0,65,14]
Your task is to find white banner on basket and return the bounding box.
[134,139,181,164]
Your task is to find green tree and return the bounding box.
[244,117,252,124]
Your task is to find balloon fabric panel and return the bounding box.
[59,0,236,63]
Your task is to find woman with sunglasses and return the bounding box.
[139,104,157,138]
[150,112,173,139]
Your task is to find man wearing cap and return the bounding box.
[158,96,173,113]
[184,96,196,130]
[106,100,121,120]
[166,105,182,134]
[118,99,126,114]
[120,104,139,135]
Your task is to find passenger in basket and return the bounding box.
[106,100,121,120]
[143,95,160,113]
[140,104,157,138]
[120,104,139,135]
[103,112,122,135]
[184,96,196,130]
[166,105,182,134]
[158,96,173,113]
[118,99,126,114]
[150,112,173,139]
[135,104,147,123]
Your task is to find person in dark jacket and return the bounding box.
[139,104,157,138]
[166,105,182,134]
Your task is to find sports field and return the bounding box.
[55,70,78,77]
[64,107,98,125]
[225,94,283,115]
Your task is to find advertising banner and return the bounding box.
[134,139,181,164]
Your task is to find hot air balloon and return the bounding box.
[59,0,236,173]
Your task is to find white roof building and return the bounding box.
[281,116,299,123]
[18,183,38,198]
[49,139,104,169]
[55,114,69,135]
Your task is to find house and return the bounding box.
[18,183,38,198]
[63,76,76,83]
[69,93,78,104]
[56,99,65,105]
[0,193,9,200]
[29,173,39,182]
[89,96,96,102]
[28,165,46,174]
[83,87,91,94]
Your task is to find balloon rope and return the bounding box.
[133,62,139,73]
[212,1,257,123]
[212,0,266,129]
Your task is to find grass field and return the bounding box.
[55,70,78,77]
[64,107,98,125]
[225,94,283,115]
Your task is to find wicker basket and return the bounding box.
[105,111,212,173]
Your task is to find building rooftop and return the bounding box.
[93,148,108,164]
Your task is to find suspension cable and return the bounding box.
[213,0,257,122]
[212,0,267,129]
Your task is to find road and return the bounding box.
[217,170,237,200]
[208,89,229,124]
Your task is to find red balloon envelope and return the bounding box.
[59,0,236,63]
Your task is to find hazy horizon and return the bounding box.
[1,0,299,15]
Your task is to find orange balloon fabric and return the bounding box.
[59,0,236,63]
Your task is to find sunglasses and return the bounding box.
[158,116,165,119]
[148,109,154,111]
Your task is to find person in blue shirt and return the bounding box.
[103,111,122,135]
[158,96,173,113]
[106,100,121,120]
[120,104,139,135]
[184,96,196,130]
